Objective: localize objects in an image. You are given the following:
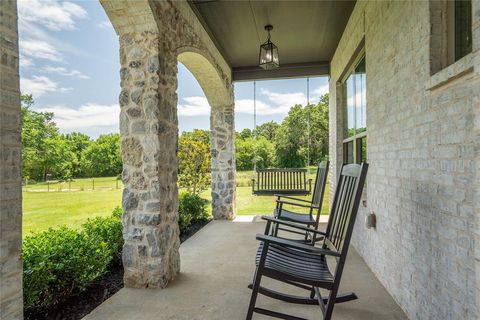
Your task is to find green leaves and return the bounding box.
[178,130,211,195]
[22,209,123,309]
[178,192,209,234]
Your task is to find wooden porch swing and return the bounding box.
[251,78,313,196]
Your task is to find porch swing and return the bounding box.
[251,78,313,196]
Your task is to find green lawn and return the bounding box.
[23,189,122,237]
[23,171,329,236]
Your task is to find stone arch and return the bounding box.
[100,0,236,289]
[177,48,236,220]
[177,48,231,107]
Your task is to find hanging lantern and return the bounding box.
[259,25,279,70]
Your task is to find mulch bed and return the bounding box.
[25,219,211,320]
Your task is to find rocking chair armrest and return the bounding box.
[256,234,340,257]
[274,194,311,203]
[262,216,327,236]
[276,199,319,209]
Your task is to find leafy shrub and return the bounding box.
[23,228,111,308]
[23,208,124,309]
[82,207,123,264]
[178,192,209,233]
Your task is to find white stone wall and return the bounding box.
[329,1,480,319]
[0,0,23,318]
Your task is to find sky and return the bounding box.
[18,0,329,138]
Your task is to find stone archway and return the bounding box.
[101,0,236,288]
[177,50,236,220]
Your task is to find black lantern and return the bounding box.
[259,25,279,70]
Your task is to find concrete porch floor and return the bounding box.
[83,218,407,320]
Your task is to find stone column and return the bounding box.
[210,89,236,220]
[119,32,180,288]
[0,0,23,318]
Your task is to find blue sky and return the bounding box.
[18,0,328,138]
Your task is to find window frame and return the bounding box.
[430,0,473,75]
[341,53,367,165]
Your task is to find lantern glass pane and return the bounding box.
[259,41,279,70]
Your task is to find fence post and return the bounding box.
[69,180,71,192]
[25,178,28,192]
[93,178,95,190]
[116,179,118,189]
[47,182,50,192]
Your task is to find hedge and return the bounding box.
[178,191,209,233]
[23,193,209,309]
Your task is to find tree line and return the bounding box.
[21,93,329,188]
[236,93,329,170]
[21,94,121,181]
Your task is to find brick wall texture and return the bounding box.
[0,0,23,319]
[329,1,480,319]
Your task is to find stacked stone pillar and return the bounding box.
[118,32,180,288]
[210,95,236,220]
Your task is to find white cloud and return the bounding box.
[20,76,71,97]
[235,98,285,115]
[19,55,34,68]
[37,104,120,132]
[177,96,210,116]
[17,0,87,31]
[311,84,329,99]
[43,66,89,79]
[178,85,329,118]
[19,39,62,62]
[97,21,113,29]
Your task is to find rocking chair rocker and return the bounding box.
[246,163,368,320]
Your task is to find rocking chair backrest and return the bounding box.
[311,161,330,208]
[324,163,368,256]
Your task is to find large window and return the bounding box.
[343,56,366,164]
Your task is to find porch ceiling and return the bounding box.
[189,0,356,81]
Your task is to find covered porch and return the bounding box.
[83,219,406,320]
[1,0,479,319]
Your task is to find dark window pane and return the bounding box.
[455,0,472,60]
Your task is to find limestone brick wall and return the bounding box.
[329,1,480,319]
[0,0,23,318]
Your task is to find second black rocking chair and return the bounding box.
[246,163,369,320]
[273,161,329,240]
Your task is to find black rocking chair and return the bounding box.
[273,161,329,239]
[246,163,369,320]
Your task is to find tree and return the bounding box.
[274,104,307,167]
[238,128,253,139]
[64,132,91,177]
[254,121,279,141]
[274,94,329,167]
[235,136,275,170]
[178,131,211,195]
[81,134,122,177]
[21,94,72,180]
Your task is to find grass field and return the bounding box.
[23,170,329,236]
